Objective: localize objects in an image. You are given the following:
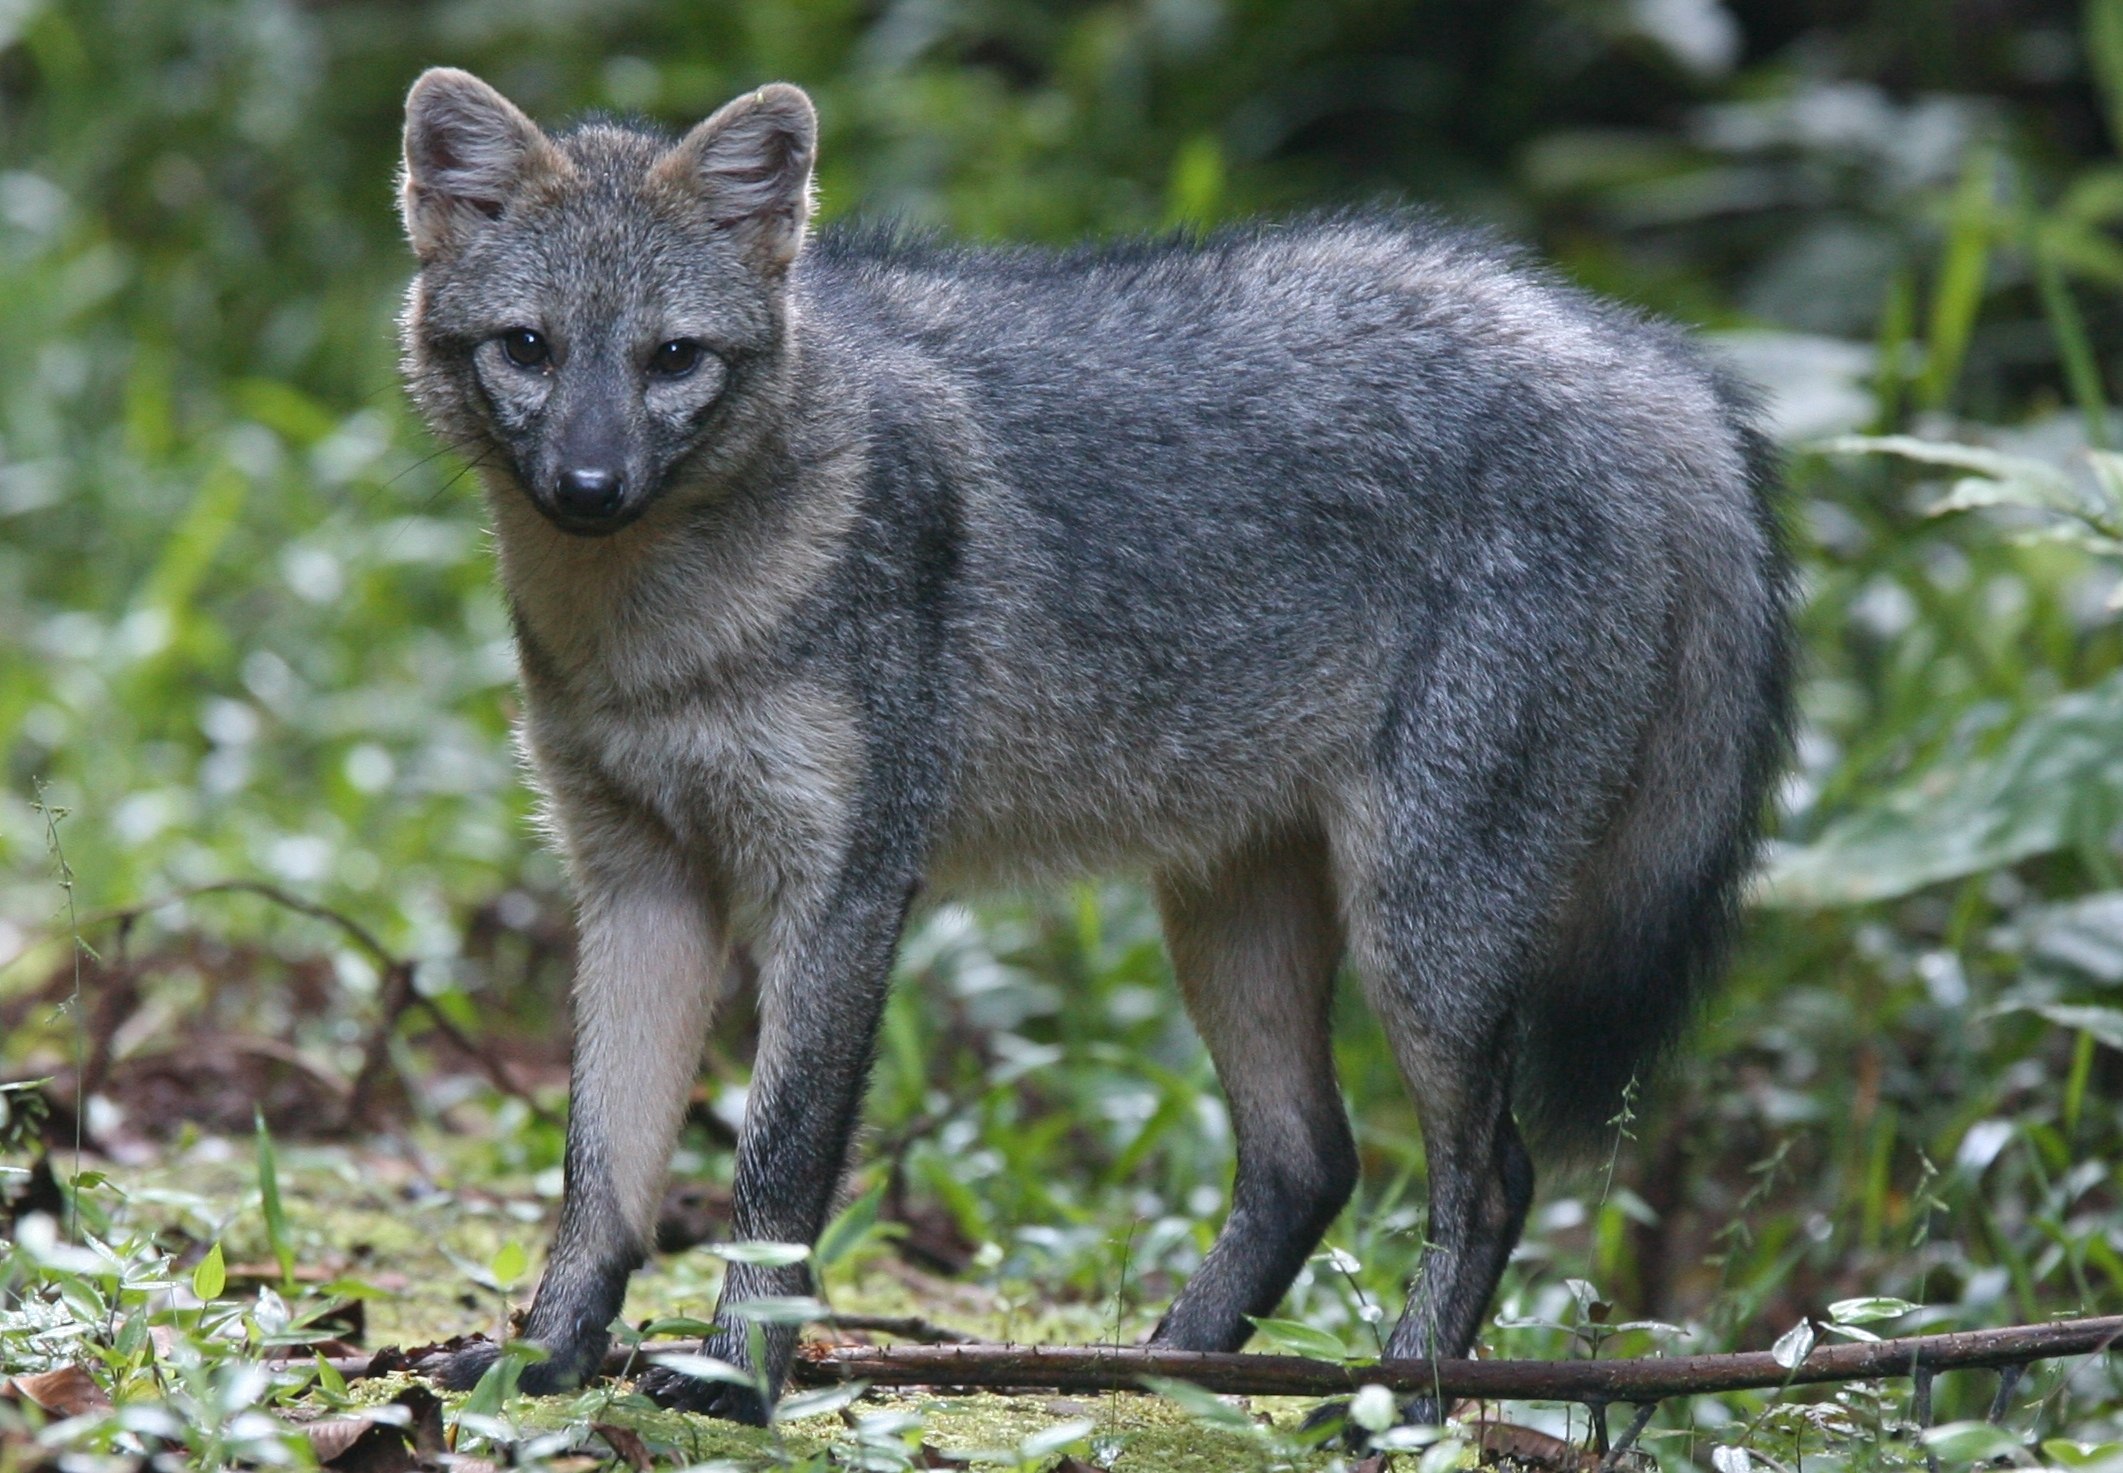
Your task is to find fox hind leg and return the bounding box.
[1326,662,1607,1425]
[1148,829,1358,1354]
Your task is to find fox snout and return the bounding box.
[531,388,648,535]
[534,456,642,537]
[554,466,625,522]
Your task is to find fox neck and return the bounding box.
[486,360,863,703]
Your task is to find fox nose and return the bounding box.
[554,467,625,520]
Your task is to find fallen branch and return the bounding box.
[773,1316,2123,1401]
[322,1316,2119,1407]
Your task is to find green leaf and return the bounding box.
[1826,1296,1919,1324]
[2034,237,2110,449]
[1770,1320,1816,1370]
[814,1182,885,1271]
[1138,1376,1257,1433]
[488,1240,528,1287]
[191,1241,225,1301]
[1349,1384,1397,1433]
[1922,1421,2025,1460]
[2089,0,2123,153]
[1163,133,1225,227]
[706,1240,811,1267]
[254,1109,294,1288]
[1918,149,1996,412]
[1823,432,2117,523]
[2040,1437,2123,1469]
[1766,667,2123,906]
[2013,1003,2123,1052]
[1245,1316,1349,1361]
[649,1352,756,1388]
[774,1382,870,1424]
[721,1295,828,1325]
[1019,1418,1098,1459]
[459,1341,546,1417]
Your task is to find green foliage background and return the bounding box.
[7,0,2123,1463]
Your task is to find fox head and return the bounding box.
[398,69,817,537]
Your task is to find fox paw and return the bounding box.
[424,1342,501,1392]
[420,1340,584,1397]
[1301,1394,1444,1451]
[635,1363,771,1425]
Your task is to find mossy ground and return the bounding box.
[81,1134,1373,1471]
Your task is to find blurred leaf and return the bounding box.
[1349,1383,1396,1433]
[232,379,340,447]
[458,1341,543,1418]
[2001,1002,2123,1052]
[1246,1316,1348,1361]
[254,1110,293,1289]
[706,1240,812,1267]
[1918,149,1996,412]
[1820,433,2123,535]
[1922,1422,2025,1460]
[1766,668,2123,907]
[648,1352,754,1388]
[487,1240,527,1287]
[814,1181,885,1271]
[1825,1296,1919,1324]
[1163,134,1224,227]
[720,1295,828,1324]
[2034,239,2110,449]
[1770,1319,1816,1369]
[1138,1376,1256,1433]
[191,1241,225,1301]
[2089,0,2123,154]
[1019,1418,1098,1459]
[773,1382,868,1424]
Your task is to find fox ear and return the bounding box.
[655,83,817,273]
[401,68,562,261]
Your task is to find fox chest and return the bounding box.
[524,677,862,929]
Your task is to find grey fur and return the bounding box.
[398,70,1792,1424]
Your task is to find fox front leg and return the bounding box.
[432,859,726,1395]
[635,882,910,1423]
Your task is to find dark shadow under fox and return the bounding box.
[396,69,1793,1426]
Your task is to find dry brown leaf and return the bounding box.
[591,1422,652,1472]
[303,1417,401,1473]
[6,1365,111,1416]
[296,1383,448,1473]
[1469,1416,1603,1469]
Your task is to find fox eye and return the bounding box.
[500,329,550,370]
[649,339,705,378]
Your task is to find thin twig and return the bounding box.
[1598,1404,1657,1470]
[1987,1361,2024,1423]
[0,879,398,978]
[823,1314,977,1345]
